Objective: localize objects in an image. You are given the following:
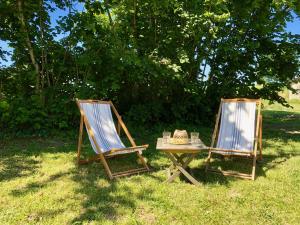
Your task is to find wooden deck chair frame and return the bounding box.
[76,99,150,179]
[206,98,263,180]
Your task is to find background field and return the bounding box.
[0,100,300,225]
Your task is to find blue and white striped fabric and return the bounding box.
[216,101,256,153]
[80,103,125,153]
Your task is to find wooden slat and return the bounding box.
[78,155,101,164]
[136,152,150,170]
[117,117,121,136]
[259,115,263,161]
[221,98,260,103]
[209,148,253,155]
[207,168,252,179]
[105,145,148,156]
[77,115,84,163]
[205,99,223,172]
[211,100,223,148]
[251,98,261,180]
[111,167,149,178]
[109,145,148,152]
[76,99,110,104]
[159,149,207,154]
[156,138,208,152]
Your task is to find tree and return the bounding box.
[0,0,299,134]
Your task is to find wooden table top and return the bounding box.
[156,138,208,153]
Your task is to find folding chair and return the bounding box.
[206,98,262,180]
[76,99,150,179]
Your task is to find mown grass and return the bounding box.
[0,100,300,225]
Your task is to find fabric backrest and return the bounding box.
[80,102,125,153]
[216,101,256,152]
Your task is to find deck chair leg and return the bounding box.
[259,136,262,161]
[259,115,263,161]
[205,151,212,172]
[117,119,121,136]
[251,155,257,180]
[259,146,262,161]
[136,152,150,171]
[77,115,84,164]
[99,154,114,180]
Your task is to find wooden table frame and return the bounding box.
[156,139,207,185]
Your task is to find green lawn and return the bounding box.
[1,100,300,225]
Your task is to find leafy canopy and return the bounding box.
[0,0,299,134]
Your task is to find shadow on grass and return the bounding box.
[185,109,300,183]
[26,209,63,223]
[0,138,75,182]
[70,163,158,223]
[263,110,300,140]
[1,108,300,222]
[196,152,299,182]
[10,171,71,197]
[0,155,40,182]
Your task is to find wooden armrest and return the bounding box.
[111,144,148,151]
[105,144,149,155]
[209,148,252,154]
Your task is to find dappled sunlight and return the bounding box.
[0,0,299,222]
[280,129,300,135]
[0,154,41,182]
[216,101,256,151]
[1,101,300,224]
[69,165,164,223]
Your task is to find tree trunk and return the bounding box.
[39,0,45,90]
[133,0,137,39]
[17,0,41,93]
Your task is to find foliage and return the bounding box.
[0,0,299,134]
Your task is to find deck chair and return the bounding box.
[76,99,150,179]
[206,98,263,180]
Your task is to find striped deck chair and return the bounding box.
[76,99,150,179]
[206,98,262,180]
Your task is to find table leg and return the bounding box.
[165,153,200,185]
[173,153,188,164]
[177,165,200,185]
[167,164,176,178]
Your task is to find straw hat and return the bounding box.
[171,129,189,144]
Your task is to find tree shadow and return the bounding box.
[263,110,300,140]
[198,104,300,183]
[181,165,231,186]
[256,152,300,176]
[10,170,71,197]
[0,155,40,182]
[0,137,75,182]
[69,163,159,223]
[192,149,300,183]
[1,106,299,223]
[26,209,63,223]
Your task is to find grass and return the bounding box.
[1,100,300,225]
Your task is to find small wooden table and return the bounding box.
[156,138,208,185]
